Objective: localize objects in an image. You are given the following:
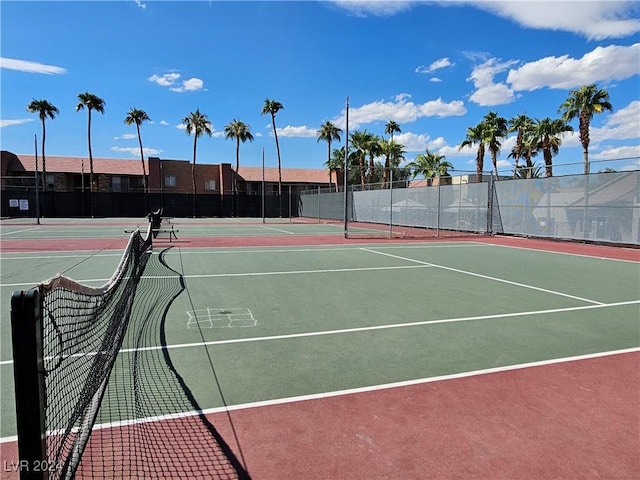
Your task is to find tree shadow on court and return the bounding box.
[77,247,251,479]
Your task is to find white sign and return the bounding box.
[19,199,29,211]
[9,199,19,207]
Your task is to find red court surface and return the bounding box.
[3,351,637,479]
[2,231,639,262]
[210,351,639,480]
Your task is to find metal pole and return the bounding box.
[436,172,441,237]
[343,96,349,238]
[288,184,292,222]
[34,135,40,224]
[389,168,393,238]
[262,148,265,224]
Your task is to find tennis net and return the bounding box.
[11,223,250,479]
[11,224,153,479]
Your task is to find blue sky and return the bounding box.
[1,0,639,177]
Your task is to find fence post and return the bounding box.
[486,175,494,235]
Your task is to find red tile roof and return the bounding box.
[8,152,330,184]
[13,154,148,175]
[237,166,330,184]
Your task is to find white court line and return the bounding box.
[3,346,637,443]
[259,225,295,235]
[2,299,635,367]
[0,226,41,236]
[0,264,432,288]
[361,247,606,305]
[486,241,640,264]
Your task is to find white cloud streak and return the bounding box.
[0,57,67,75]
[110,146,161,156]
[0,119,33,128]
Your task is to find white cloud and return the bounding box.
[134,0,146,9]
[171,77,204,92]
[467,58,518,106]
[149,73,181,87]
[0,57,66,75]
[471,1,640,40]
[334,94,466,129]
[149,72,205,92]
[276,125,318,138]
[110,146,162,156]
[329,0,414,17]
[507,43,640,91]
[591,144,640,161]
[593,100,640,142]
[330,1,639,39]
[415,57,454,75]
[114,133,137,140]
[394,132,432,152]
[159,120,169,126]
[469,83,517,107]
[0,118,33,128]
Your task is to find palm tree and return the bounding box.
[365,134,383,184]
[514,163,543,179]
[325,148,344,192]
[385,120,401,144]
[224,119,255,196]
[317,121,342,188]
[26,99,59,194]
[559,84,613,175]
[508,114,534,170]
[380,139,406,187]
[76,92,105,194]
[124,108,150,204]
[459,122,486,183]
[407,149,453,184]
[482,111,508,179]
[349,130,372,188]
[261,99,284,196]
[182,109,213,217]
[532,117,573,177]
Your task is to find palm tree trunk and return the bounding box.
[41,118,46,195]
[192,137,197,218]
[235,139,240,195]
[88,109,94,192]
[359,156,366,188]
[583,148,590,175]
[543,144,553,177]
[137,123,147,194]
[476,146,484,183]
[327,140,332,191]
[272,115,282,196]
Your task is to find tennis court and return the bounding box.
[1,217,639,479]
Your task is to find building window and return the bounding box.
[204,179,216,191]
[112,176,122,192]
[165,175,176,187]
[46,174,55,191]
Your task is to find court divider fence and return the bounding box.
[300,170,640,245]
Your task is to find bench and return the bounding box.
[125,224,179,242]
[153,225,179,242]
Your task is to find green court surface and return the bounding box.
[1,221,639,440]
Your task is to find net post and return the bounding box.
[11,288,48,480]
